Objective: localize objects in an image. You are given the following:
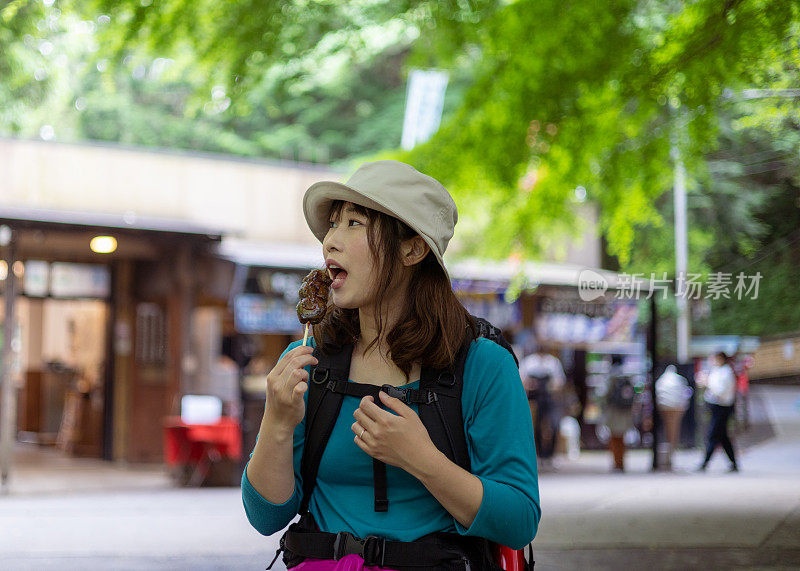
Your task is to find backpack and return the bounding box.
[274,316,534,570]
[607,374,636,409]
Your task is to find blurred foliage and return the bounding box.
[8,0,799,261]
[0,0,66,135]
[402,0,800,266]
[626,106,800,349]
[0,3,451,161]
[3,0,800,341]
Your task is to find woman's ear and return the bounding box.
[401,236,430,267]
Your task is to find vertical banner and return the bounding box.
[401,69,449,151]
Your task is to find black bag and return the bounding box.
[608,374,635,409]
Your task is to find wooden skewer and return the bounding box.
[302,323,309,346]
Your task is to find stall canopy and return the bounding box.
[689,335,761,358]
[214,238,324,270]
[214,239,637,290]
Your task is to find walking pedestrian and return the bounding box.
[655,365,692,470]
[520,346,566,471]
[697,351,739,473]
[241,160,540,570]
[602,355,635,472]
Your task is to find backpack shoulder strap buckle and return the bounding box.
[425,390,439,404]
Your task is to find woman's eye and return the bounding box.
[328,218,362,228]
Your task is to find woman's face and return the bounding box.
[322,202,379,309]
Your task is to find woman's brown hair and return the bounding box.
[312,200,475,378]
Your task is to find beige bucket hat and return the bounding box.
[302,160,458,277]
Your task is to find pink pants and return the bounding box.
[292,554,397,571]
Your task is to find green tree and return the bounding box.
[0,1,476,164]
[0,0,66,135]
[403,0,800,264]
[4,0,799,271]
[632,104,800,351]
[88,0,800,264]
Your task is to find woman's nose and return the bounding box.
[322,227,340,254]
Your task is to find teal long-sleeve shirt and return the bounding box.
[241,337,541,550]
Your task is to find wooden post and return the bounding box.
[1,229,18,493]
[112,259,134,462]
[167,243,194,416]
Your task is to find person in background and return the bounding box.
[602,355,635,473]
[520,345,566,470]
[697,351,739,473]
[732,351,753,431]
[655,365,692,470]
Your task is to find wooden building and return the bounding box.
[0,208,225,462]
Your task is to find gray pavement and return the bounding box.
[2,385,799,570]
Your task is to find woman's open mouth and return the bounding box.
[330,267,347,289]
[326,261,348,290]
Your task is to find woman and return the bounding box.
[241,160,540,570]
[697,351,739,472]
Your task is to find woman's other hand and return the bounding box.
[352,392,437,472]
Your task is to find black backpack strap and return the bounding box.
[299,342,354,515]
[418,337,474,472]
[413,318,520,570]
[406,315,517,472]
[299,343,397,514]
[373,458,389,512]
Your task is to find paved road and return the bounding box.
[2,386,799,570]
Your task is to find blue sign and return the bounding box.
[234,294,300,334]
[458,294,521,330]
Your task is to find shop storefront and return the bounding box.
[0,208,224,467]
[449,260,655,455]
[528,285,649,450]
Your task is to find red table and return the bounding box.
[163,416,242,486]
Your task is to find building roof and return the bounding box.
[0,136,345,174]
[0,205,226,239]
[449,258,626,289]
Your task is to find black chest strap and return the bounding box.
[300,342,395,513]
[300,337,475,516]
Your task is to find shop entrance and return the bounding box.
[16,295,109,458]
